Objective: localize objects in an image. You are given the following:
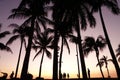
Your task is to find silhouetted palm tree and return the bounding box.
[52,0,96,79]
[58,21,71,80]
[0,23,12,53]
[100,55,112,78]
[32,29,53,78]
[69,35,80,79]
[96,59,104,77]
[6,23,30,78]
[87,0,120,78]
[116,44,120,62]
[83,35,106,78]
[8,0,49,79]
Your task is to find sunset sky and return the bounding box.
[0,0,120,79]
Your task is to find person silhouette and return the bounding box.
[88,68,90,78]
[63,73,66,79]
[10,71,14,79]
[67,73,69,79]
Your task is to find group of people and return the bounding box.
[0,69,90,79]
[60,73,70,79]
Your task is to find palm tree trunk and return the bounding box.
[39,50,45,78]
[21,16,35,79]
[15,39,23,78]
[96,51,104,78]
[76,17,87,78]
[99,7,120,78]
[106,65,110,78]
[59,37,64,80]
[53,27,59,80]
[76,44,80,79]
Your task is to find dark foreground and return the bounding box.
[5,78,119,80]
[43,78,118,80]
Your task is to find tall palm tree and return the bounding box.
[83,35,106,78]
[69,35,80,79]
[116,44,120,62]
[100,55,112,78]
[86,0,120,78]
[52,0,96,79]
[6,23,29,78]
[8,0,49,79]
[57,21,71,80]
[0,23,12,53]
[32,30,53,78]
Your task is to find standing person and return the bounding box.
[10,71,14,79]
[67,73,69,79]
[88,68,90,78]
[63,73,66,79]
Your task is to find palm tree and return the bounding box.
[69,35,80,79]
[52,0,96,79]
[32,30,53,78]
[96,59,104,77]
[8,0,49,79]
[83,35,106,78]
[57,21,71,80]
[116,44,120,62]
[0,23,12,53]
[6,23,30,78]
[87,0,120,78]
[100,55,112,78]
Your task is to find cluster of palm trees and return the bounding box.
[0,0,120,80]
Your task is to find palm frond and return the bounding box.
[32,45,40,52]
[8,23,19,28]
[82,36,95,57]
[63,38,70,54]
[47,44,54,49]
[116,44,120,57]
[116,53,120,57]
[96,61,104,67]
[107,59,113,62]
[45,28,54,34]
[38,17,47,30]
[35,21,41,34]
[6,35,19,45]
[83,47,94,57]
[23,38,27,49]
[33,48,42,61]
[105,0,120,15]
[82,4,96,27]
[46,49,52,59]
[0,31,10,39]
[20,17,32,27]
[96,35,106,51]
[69,34,78,44]
[0,43,13,53]
[118,57,120,62]
[47,36,54,45]
[41,16,55,25]
[8,8,31,19]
